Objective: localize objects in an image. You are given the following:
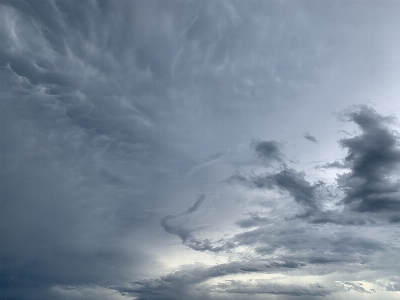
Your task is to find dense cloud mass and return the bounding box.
[1,1,400,300]
[337,106,400,212]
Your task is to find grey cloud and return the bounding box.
[388,215,400,223]
[308,257,346,265]
[187,194,206,213]
[161,195,206,242]
[235,213,268,228]
[330,235,384,255]
[230,222,385,266]
[308,211,367,226]
[253,168,321,212]
[386,277,400,291]
[2,0,400,299]
[0,1,170,299]
[315,161,350,169]
[337,106,400,213]
[226,173,248,184]
[160,195,230,252]
[161,215,194,243]
[303,132,319,143]
[251,140,285,163]
[341,281,374,293]
[212,281,332,297]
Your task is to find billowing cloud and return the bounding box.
[336,106,400,213]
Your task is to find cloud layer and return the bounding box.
[1,1,400,300]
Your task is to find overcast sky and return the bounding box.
[1,1,400,299]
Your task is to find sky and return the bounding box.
[1,0,400,299]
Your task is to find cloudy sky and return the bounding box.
[1,1,400,299]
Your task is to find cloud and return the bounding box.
[212,281,333,297]
[235,213,269,228]
[303,132,319,143]
[386,277,400,291]
[252,168,322,212]
[308,211,367,226]
[340,281,374,294]
[116,260,308,300]
[315,161,350,169]
[336,106,400,213]
[187,151,227,175]
[161,195,206,242]
[251,140,285,164]
[160,195,231,252]
[2,0,400,299]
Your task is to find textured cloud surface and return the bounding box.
[1,1,400,300]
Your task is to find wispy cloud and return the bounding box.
[303,132,319,143]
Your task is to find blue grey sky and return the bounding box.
[1,1,400,299]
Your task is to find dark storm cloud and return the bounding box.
[251,140,285,163]
[303,132,319,143]
[336,106,400,213]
